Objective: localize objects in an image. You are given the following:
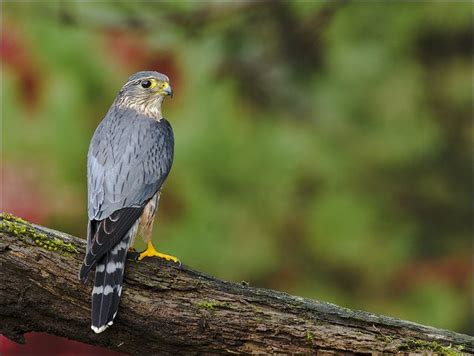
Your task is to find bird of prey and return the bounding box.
[79,71,178,334]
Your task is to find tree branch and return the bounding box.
[0,213,471,354]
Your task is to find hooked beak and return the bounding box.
[162,82,173,98]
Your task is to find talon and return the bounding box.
[138,241,180,264]
[127,250,140,261]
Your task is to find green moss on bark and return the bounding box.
[0,212,78,254]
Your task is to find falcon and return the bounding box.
[79,71,178,333]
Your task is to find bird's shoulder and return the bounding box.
[154,118,174,146]
[88,108,172,158]
[158,117,173,132]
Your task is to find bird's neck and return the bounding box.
[116,97,164,121]
[140,103,163,121]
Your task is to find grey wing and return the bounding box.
[88,112,174,221]
[80,109,173,278]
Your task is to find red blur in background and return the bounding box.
[0,333,123,356]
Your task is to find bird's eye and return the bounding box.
[141,80,152,88]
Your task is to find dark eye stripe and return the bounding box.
[141,80,152,88]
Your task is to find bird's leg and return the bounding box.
[126,228,139,260]
[137,192,180,264]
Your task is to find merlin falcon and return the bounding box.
[79,71,178,333]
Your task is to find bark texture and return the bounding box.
[0,213,472,354]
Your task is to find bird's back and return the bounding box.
[87,107,174,221]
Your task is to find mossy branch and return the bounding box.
[0,213,472,354]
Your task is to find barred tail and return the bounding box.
[91,223,137,334]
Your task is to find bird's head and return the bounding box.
[115,71,173,120]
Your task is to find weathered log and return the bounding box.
[0,213,471,354]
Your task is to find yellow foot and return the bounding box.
[138,241,180,264]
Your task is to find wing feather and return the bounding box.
[80,107,174,281]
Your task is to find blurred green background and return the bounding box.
[1,1,471,334]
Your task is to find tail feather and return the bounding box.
[90,221,138,333]
[91,252,124,333]
[106,233,129,324]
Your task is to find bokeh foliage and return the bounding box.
[2,1,471,334]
